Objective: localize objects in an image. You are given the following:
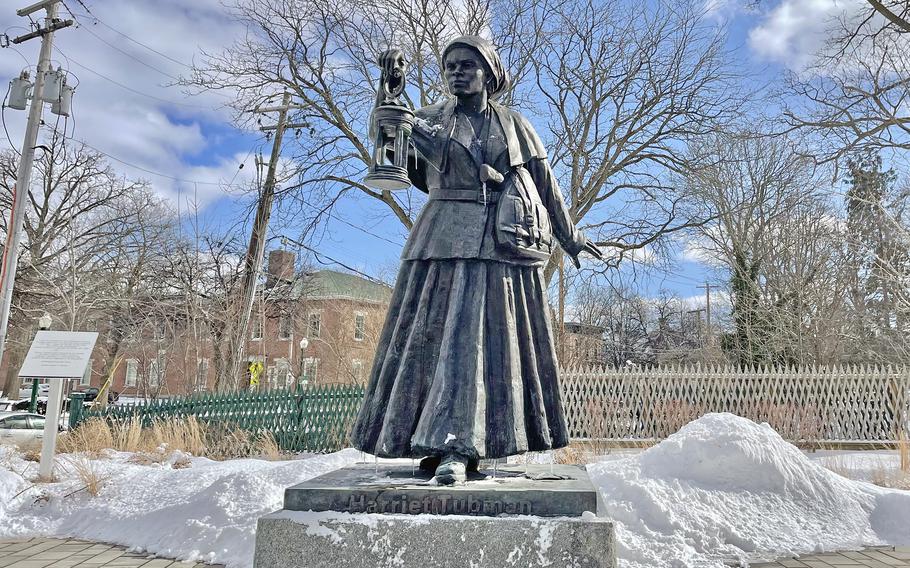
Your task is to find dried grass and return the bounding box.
[67,457,105,497]
[19,441,43,462]
[126,451,168,466]
[820,452,910,491]
[59,416,289,462]
[112,417,143,452]
[899,430,909,473]
[148,417,207,456]
[58,418,114,456]
[255,432,282,461]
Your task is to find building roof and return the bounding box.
[299,270,393,304]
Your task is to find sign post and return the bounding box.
[19,331,98,479]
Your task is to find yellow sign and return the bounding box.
[249,361,264,386]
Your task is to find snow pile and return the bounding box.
[0,446,361,567]
[588,413,910,567]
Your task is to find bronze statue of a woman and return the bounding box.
[351,35,602,484]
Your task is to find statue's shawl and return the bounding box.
[413,99,547,172]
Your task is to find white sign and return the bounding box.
[19,331,98,379]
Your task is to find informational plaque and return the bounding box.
[19,331,98,379]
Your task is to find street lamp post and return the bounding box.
[29,313,52,412]
[298,337,309,391]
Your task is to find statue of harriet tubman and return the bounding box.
[351,35,603,484]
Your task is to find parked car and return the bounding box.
[0,411,53,446]
[18,383,50,399]
[0,399,26,412]
[0,398,46,414]
[80,387,117,404]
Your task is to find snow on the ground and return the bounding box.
[0,447,362,567]
[588,413,910,567]
[808,450,905,484]
[0,413,908,568]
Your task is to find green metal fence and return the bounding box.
[70,385,366,453]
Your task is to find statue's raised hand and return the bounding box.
[377,49,406,104]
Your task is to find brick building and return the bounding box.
[559,322,606,368]
[41,251,392,399]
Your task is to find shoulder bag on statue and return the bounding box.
[493,166,554,262]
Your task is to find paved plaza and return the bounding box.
[750,547,910,568]
[0,538,224,568]
[1,537,908,567]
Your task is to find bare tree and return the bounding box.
[780,0,910,170]
[684,131,830,365]
[864,0,910,32]
[530,0,743,278]
[566,276,713,367]
[0,137,163,397]
[162,232,247,392]
[184,0,742,281]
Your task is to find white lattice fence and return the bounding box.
[560,365,910,446]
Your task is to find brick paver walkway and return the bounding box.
[2,537,907,567]
[750,546,910,567]
[0,538,225,568]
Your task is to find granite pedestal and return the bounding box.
[254,463,615,568]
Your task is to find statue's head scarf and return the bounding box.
[442,35,510,100]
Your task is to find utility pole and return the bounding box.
[225,91,308,391]
[686,308,706,344]
[0,0,72,394]
[696,282,721,345]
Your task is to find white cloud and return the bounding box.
[679,234,726,267]
[701,0,746,22]
[681,290,730,309]
[747,0,865,70]
[0,1,254,209]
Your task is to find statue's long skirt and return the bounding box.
[350,258,569,460]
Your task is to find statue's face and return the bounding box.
[444,47,488,97]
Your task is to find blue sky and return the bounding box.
[0,0,862,309]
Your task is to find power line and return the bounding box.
[58,3,231,103]
[43,128,245,187]
[296,199,405,247]
[1,85,21,156]
[63,4,193,70]
[53,46,216,110]
[41,124,409,250]
[280,234,387,285]
[76,20,181,81]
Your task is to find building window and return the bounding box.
[80,360,92,386]
[302,358,319,382]
[195,358,209,392]
[251,318,263,340]
[125,359,139,387]
[351,359,364,382]
[307,312,321,339]
[271,359,291,388]
[354,313,365,341]
[278,312,292,340]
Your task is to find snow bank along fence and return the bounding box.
[68,385,365,453]
[561,365,910,448]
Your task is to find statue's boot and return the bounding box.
[434,453,469,485]
[419,455,479,473]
